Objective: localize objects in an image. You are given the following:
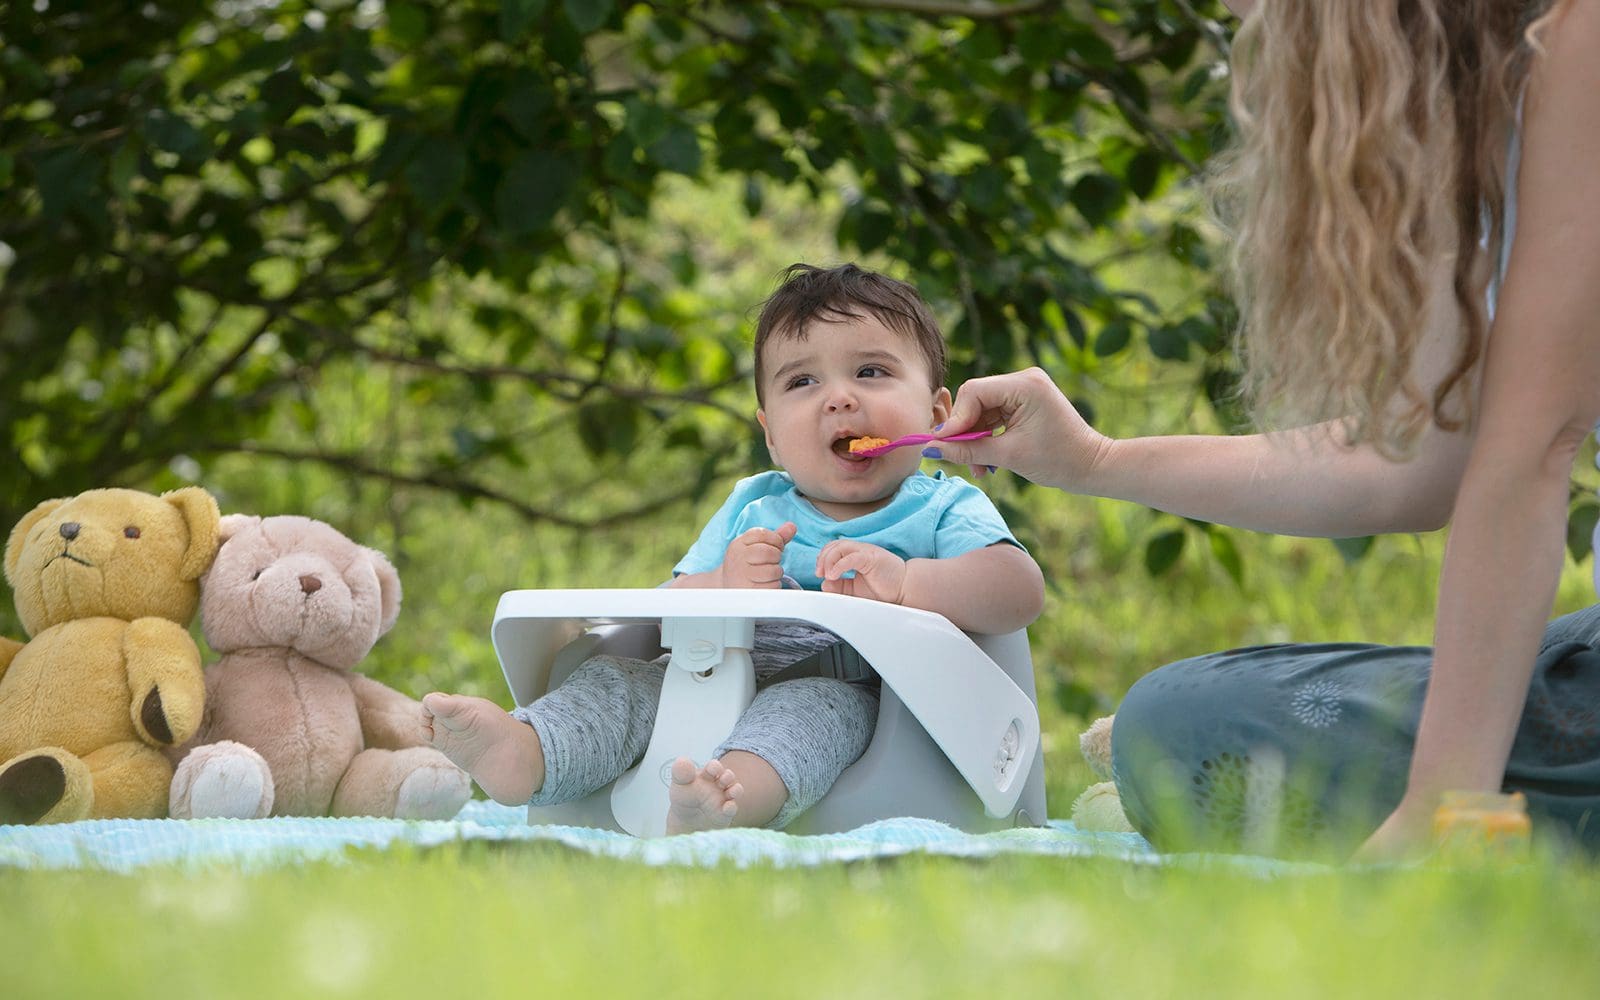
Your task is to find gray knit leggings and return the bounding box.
[511,654,880,829]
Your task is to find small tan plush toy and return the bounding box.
[0,487,220,824]
[169,515,469,820]
[1070,714,1136,833]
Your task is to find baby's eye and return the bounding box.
[856,365,889,379]
[785,374,816,390]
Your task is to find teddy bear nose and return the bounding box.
[59,522,80,540]
[299,575,322,594]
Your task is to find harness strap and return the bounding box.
[758,640,877,689]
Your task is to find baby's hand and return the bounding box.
[816,540,907,604]
[719,522,798,588]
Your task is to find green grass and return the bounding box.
[5,846,1598,998]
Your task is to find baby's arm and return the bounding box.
[901,543,1044,634]
[667,522,798,589]
[818,540,1044,634]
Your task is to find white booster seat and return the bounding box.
[492,588,1047,837]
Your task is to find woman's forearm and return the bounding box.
[1086,422,1472,538]
[1404,447,1572,801]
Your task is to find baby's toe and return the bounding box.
[716,768,738,790]
[670,757,698,784]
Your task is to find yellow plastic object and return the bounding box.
[1433,790,1531,860]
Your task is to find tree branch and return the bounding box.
[198,442,713,530]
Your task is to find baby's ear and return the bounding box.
[930,386,953,427]
[756,409,782,468]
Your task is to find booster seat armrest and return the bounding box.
[490,588,1039,818]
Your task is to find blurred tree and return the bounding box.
[0,0,1243,540]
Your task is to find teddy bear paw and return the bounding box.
[1070,780,1135,833]
[170,741,274,820]
[392,760,471,821]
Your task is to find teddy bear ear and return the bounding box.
[162,487,222,582]
[366,547,403,635]
[4,497,67,587]
[217,513,260,546]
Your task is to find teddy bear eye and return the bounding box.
[123,526,140,539]
[251,569,263,581]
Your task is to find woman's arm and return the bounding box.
[937,314,1477,538]
[1361,2,1600,854]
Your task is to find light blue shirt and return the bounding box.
[673,470,1021,590]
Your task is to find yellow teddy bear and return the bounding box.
[0,487,220,824]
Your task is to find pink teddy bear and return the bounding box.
[169,515,469,820]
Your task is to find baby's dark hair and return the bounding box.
[753,263,947,405]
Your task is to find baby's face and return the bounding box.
[757,314,951,521]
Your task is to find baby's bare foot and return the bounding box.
[421,693,544,805]
[665,756,741,834]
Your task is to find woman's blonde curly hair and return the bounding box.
[1214,0,1567,457]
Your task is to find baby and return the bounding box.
[423,262,1045,834]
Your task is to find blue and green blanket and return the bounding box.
[1,801,1160,872]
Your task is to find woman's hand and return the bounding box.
[718,522,798,588]
[1354,794,1437,863]
[930,367,1111,492]
[815,540,907,604]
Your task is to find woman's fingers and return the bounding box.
[930,367,1099,491]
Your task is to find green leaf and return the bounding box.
[1567,501,1599,562]
[495,149,578,234]
[848,206,895,255]
[1208,529,1244,586]
[563,0,613,35]
[1144,529,1186,576]
[1052,677,1100,719]
[1063,27,1118,70]
[1147,325,1190,361]
[1061,306,1088,349]
[1069,173,1123,228]
[34,148,98,222]
[1126,149,1165,199]
[1093,321,1131,357]
[503,73,554,139]
[646,122,702,176]
[1333,536,1375,562]
[500,0,547,42]
[404,139,467,213]
[387,2,428,45]
[143,110,207,165]
[624,98,668,145]
[108,143,139,200]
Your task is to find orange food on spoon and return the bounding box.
[847,436,891,453]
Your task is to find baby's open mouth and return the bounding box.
[831,433,880,459]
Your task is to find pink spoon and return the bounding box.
[849,428,997,458]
